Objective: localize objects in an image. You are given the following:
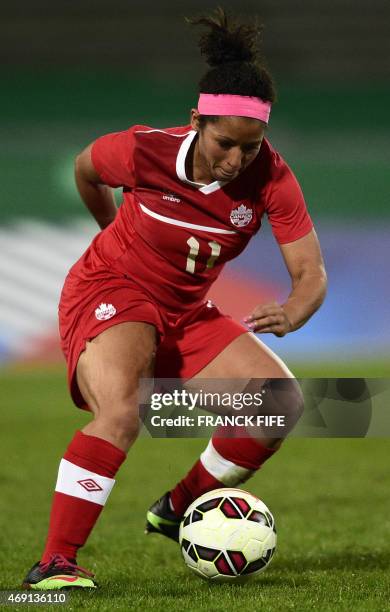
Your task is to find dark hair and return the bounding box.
[187,7,276,126]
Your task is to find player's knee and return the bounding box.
[261,377,304,428]
[288,378,304,422]
[96,407,140,443]
[85,373,142,415]
[91,383,141,439]
[111,411,140,441]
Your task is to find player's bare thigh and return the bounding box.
[76,321,157,450]
[192,332,293,380]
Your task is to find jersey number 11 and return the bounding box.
[186,237,221,274]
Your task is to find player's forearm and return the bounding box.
[75,170,117,230]
[283,269,327,332]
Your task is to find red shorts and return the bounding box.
[59,270,247,409]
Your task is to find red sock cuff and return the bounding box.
[170,460,222,517]
[64,430,126,478]
[212,430,277,471]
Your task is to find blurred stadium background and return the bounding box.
[1,0,389,372]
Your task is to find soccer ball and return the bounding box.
[179,488,276,581]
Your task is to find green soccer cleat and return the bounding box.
[22,554,97,590]
[145,492,182,542]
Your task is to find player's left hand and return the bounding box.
[243,301,293,337]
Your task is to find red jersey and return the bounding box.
[72,124,313,313]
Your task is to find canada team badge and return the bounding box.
[230,204,253,227]
[95,303,116,321]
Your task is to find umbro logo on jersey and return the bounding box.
[95,303,116,321]
[230,204,253,227]
[162,193,181,203]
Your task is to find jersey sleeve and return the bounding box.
[265,153,313,244]
[91,126,137,188]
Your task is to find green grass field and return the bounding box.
[1,365,390,611]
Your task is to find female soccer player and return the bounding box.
[23,9,326,589]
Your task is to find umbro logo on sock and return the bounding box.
[77,479,103,492]
[57,459,116,506]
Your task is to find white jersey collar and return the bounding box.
[176,130,229,195]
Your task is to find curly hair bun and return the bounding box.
[189,7,262,67]
[187,7,276,105]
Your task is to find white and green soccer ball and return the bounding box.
[179,488,276,581]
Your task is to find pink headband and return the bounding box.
[198,93,272,123]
